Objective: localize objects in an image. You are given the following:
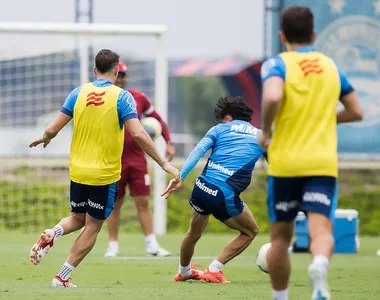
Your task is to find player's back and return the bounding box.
[69,80,126,185]
[268,49,341,178]
[202,120,265,193]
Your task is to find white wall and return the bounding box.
[0,0,264,59]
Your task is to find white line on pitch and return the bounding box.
[109,256,252,260]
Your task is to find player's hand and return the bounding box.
[29,135,52,148]
[161,162,180,181]
[161,178,183,199]
[165,143,176,162]
[258,131,271,150]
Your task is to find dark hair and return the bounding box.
[281,6,314,44]
[95,49,120,73]
[214,96,253,122]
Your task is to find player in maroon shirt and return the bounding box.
[105,61,175,257]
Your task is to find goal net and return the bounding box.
[0,22,169,234]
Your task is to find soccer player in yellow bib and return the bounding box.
[258,6,363,300]
[28,49,179,288]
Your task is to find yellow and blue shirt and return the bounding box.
[261,46,354,178]
[61,79,137,185]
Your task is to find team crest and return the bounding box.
[315,16,380,127]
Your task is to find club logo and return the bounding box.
[86,91,105,107]
[298,58,323,76]
[315,16,380,127]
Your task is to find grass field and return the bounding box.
[1,232,380,300]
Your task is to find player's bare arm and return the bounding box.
[337,91,363,124]
[125,118,180,180]
[258,77,284,150]
[29,112,72,148]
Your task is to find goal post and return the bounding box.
[0,22,169,235]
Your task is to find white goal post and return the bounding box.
[0,22,169,235]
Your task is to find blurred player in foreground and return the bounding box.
[104,61,175,257]
[162,96,266,283]
[28,49,179,288]
[259,6,363,300]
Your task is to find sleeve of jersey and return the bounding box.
[260,56,286,83]
[117,91,138,127]
[179,127,217,181]
[335,64,354,98]
[60,86,81,117]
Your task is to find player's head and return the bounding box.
[94,49,120,82]
[115,61,129,89]
[214,96,253,123]
[280,6,316,50]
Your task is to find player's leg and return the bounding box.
[267,176,302,300]
[105,167,128,257]
[175,209,209,281]
[53,181,118,288]
[301,176,337,300]
[175,179,211,282]
[30,181,87,265]
[202,190,259,284]
[130,168,170,256]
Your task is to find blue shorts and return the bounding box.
[70,180,119,220]
[189,176,244,222]
[267,176,338,222]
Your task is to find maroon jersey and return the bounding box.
[122,89,171,166]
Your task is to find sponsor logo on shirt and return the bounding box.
[230,124,258,135]
[208,160,234,176]
[195,178,218,196]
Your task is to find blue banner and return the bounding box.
[281,0,380,154]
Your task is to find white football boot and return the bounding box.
[30,229,56,265]
[147,246,171,257]
[308,263,331,300]
[52,275,77,288]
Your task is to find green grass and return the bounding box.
[0,232,380,299]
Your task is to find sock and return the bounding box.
[108,241,119,253]
[145,234,159,250]
[57,261,75,281]
[178,263,192,277]
[208,259,224,273]
[53,225,64,241]
[312,255,329,269]
[272,289,289,300]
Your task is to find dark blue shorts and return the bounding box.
[189,176,244,222]
[70,180,119,220]
[267,176,338,222]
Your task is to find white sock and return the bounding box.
[178,263,192,277]
[208,259,224,273]
[312,255,329,269]
[145,234,159,250]
[53,225,64,240]
[108,241,119,253]
[57,261,75,281]
[272,289,289,300]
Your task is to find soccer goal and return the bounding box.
[0,22,169,235]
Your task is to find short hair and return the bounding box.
[281,6,314,44]
[95,49,120,74]
[214,96,253,122]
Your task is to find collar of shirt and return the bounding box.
[294,45,314,53]
[92,78,113,87]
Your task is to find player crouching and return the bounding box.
[162,96,267,283]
